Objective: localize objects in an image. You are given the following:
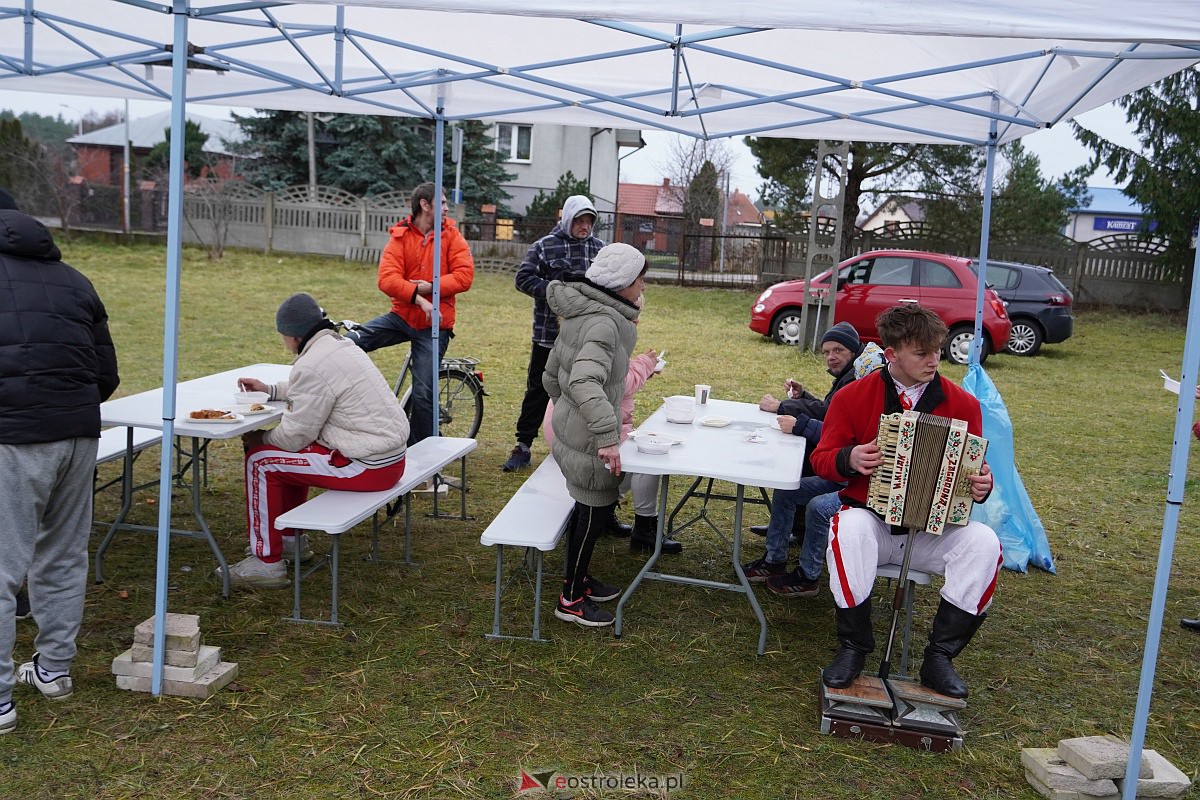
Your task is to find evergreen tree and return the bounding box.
[1072,69,1200,276]
[744,138,981,259]
[921,140,1089,249]
[0,118,44,200]
[231,111,513,212]
[144,119,212,180]
[525,170,592,220]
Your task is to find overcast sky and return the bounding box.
[2,88,1140,211]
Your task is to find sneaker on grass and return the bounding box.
[501,444,531,472]
[583,575,621,603]
[15,586,31,620]
[554,596,614,627]
[741,556,787,582]
[766,568,821,598]
[246,534,314,564]
[17,653,73,700]
[0,701,15,734]
[217,555,290,589]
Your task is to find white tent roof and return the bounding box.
[2,1,1197,146]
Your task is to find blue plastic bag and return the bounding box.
[962,363,1056,573]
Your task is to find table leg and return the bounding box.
[615,474,670,638]
[730,484,769,655]
[94,427,137,584]
[187,437,230,598]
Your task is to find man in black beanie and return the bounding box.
[227,293,411,589]
[741,321,865,593]
[0,187,120,734]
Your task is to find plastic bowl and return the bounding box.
[234,391,270,405]
[636,433,672,455]
[663,395,695,424]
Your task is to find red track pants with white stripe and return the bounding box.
[245,443,405,563]
[827,506,1002,615]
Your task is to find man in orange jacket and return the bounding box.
[348,182,475,444]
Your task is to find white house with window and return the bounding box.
[493,123,644,215]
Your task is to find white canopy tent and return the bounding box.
[3,3,1198,792]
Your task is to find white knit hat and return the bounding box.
[586,242,646,290]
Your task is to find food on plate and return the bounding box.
[190,408,235,420]
[249,403,267,411]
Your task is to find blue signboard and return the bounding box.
[1093,216,1142,232]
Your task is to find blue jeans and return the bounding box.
[799,490,843,582]
[348,311,451,445]
[764,477,842,564]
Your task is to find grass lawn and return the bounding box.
[7,237,1200,799]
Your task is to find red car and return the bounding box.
[749,250,1011,365]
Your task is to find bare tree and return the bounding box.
[658,136,735,201]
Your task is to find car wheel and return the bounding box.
[771,309,804,346]
[1006,319,1044,356]
[944,325,989,366]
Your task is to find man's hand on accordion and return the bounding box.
[967,463,993,502]
[850,442,884,476]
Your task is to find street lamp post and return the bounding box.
[59,103,83,136]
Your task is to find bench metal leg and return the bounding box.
[284,531,341,627]
[484,544,553,644]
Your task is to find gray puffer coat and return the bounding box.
[542,277,638,506]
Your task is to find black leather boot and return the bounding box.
[606,510,632,538]
[630,514,682,554]
[822,599,874,689]
[919,599,986,699]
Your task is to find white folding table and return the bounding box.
[95,363,292,597]
[614,398,806,655]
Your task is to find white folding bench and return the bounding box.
[94,426,164,492]
[272,436,477,626]
[480,455,576,643]
[876,563,934,678]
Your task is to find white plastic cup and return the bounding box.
[695,384,711,405]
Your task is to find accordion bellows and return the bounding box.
[867,410,988,534]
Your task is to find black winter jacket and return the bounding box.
[0,209,119,444]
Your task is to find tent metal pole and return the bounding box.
[430,96,445,436]
[151,0,191,697]
[969,97,998,367]
[1123,230,1200,798]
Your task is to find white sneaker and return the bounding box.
[245,534,313,564]
[16,654,73,700]
[217,555,290,589]
[0,702,15,734]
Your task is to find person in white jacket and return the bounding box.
[222,293,410,589]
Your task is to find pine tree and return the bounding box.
[1073,69,1200,276]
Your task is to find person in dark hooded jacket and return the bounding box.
[503,194,604,472]
[0,188,119,735]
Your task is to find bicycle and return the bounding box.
[338,320,486,439]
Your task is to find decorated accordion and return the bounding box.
[866,410,988,534]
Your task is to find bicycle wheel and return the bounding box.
[402,367,484,439]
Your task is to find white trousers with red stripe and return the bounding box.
[827,506,1002,615]
[245,443,405,563]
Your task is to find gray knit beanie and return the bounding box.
[275,292,326,337]
[821,321,862,354]
[586,242,646,290]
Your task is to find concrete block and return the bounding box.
[115,661,238,699]
[1115,749,1192,798]
[1022,748,1120,796]
[133,614,201,652]
[129,641,204,667]
[1058,735,1152,780]
[111,646,220,683]
[1025,770,1119,800]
